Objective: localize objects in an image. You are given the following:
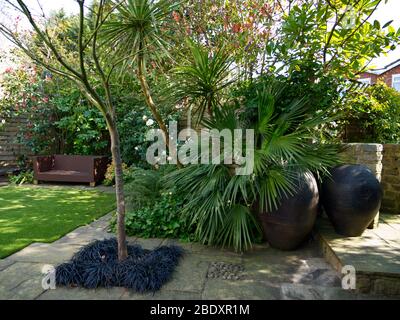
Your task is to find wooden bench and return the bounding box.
[33,155,109,186]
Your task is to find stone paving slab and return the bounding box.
[0,212,395,300]
[0,262,45,299]
[0,259,14,272]
[53,225,113,246]
[280,283,389,300]
[38,287,126,300]
[317,214,400,296]
[5,242,84,264]
[161,253,210,293]
[121,289,202,300]
[202,279,281,300]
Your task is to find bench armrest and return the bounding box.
[92,156,109,182]
[33,156,54,173]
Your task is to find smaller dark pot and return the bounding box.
[258,172,319,250]
[321,164,382,237]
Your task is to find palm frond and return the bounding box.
[172,40,235,125]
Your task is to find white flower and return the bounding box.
[146,119,154,126]
[142,115,148,121]
[1,119,5,124]
[134,146,139,151]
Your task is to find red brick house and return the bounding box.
[358,58,400,91]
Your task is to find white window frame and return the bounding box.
[392,74,400,91]
[359,78,371,85]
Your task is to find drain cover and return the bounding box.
[207,262,245,280]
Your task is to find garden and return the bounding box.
[0,0,400,300]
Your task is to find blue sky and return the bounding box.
[1,0,400,69]
[370,0,400,67]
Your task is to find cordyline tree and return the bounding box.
[101,0,180,150]
[0,0,130,260]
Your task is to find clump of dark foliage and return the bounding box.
[55,238,184,293]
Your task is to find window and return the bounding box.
[358,78,371,85]
[392,74,400,92]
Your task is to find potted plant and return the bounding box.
[167,75,340,251]
[321,164,382,236]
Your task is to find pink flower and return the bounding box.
[172,11,180,23]
[4,67,13,73]
[232,23,242,33]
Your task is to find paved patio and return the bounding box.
[0,212,394,300]
[317,214,400,297]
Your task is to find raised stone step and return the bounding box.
[316,215,400,297]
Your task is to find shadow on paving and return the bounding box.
[0,214,398,300]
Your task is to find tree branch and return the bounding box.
[15,0,82,79]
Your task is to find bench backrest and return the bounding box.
[53,155,95,172]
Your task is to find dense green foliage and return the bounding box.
[344,81,400,143]
[166,77,340,251]
[0,65,108,155]
[110,167,193,240]
[173,40,234,124]
[8,170,34,185]
[1,0,400,252]
[112,192,193,240]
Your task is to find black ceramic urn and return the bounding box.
[258,171,319,250]
[321,164,382,236]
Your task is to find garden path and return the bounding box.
[0,211,392,300]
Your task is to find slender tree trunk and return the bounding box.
[137,50,181,167]
[108,119,128,261]
[137,54,170,148]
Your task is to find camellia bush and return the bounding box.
[343,81,400,143]
[0,63,109,155]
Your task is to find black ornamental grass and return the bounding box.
[55,238,184,293]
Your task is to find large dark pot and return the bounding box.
[258,171,319,250]
[321,164,382,237]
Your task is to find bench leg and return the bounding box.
[33,180,39,185]
[89,182,96,187]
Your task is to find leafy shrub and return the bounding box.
[166,78,340,252]
[343,81,400,143]
[114,193,193,241]
[109,167,193,240]
[103,162,129,186]
[117,107,153,168]
[109,187,193,240]
[9,170,34,185]
[122,165,176,209]
[0,65,109,155]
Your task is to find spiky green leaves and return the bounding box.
[165,79,340,252]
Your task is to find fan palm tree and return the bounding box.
[102,0,180,147]
[165,79,340,252]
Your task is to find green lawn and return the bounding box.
[0,186,116,258]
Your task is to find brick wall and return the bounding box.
[341,143,383,181]
[341,143,400,215]
[359,64,400,87]
[0,116,30,168]
[377,65,400,87]
[359,72,379,84]
[381,144,400,214]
